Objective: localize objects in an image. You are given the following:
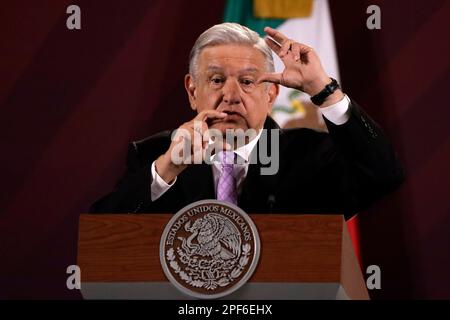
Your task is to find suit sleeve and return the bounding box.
[89,143,154,213]
[322,99,405,218]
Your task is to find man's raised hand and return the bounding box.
[258,26,337,99]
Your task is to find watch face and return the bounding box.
[160,200,261,299]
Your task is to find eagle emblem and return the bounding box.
[160,200,260,299]
[180,213,241,260]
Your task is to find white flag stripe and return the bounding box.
[271,0,340,128]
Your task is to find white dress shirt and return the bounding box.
[150,95,351,201]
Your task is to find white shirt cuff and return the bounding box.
[320,94,351,125]
[151,160,177,201]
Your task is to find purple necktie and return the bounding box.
[216,151,238,205]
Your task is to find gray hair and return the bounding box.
[188,22,274,79]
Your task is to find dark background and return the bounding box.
[0,0,449,299]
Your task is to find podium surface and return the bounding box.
[77,214,369,299]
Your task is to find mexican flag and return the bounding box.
[224,0,362,266]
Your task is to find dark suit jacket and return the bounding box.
[90,101,404,220]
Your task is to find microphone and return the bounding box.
[267,194,276,213]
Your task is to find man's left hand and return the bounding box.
[258,26,344,106]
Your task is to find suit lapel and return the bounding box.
[239,117,281,212]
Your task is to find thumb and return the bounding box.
[257,72,282,85]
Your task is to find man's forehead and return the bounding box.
[198,44,266,70]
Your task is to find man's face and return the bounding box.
[185,44,278,133]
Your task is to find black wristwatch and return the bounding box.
[310,78,340,106]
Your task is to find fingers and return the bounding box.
[172,113,218,164]
[172,124,208,164]
[277,41,313,62]
[290,43,301,62]
[264,26,314,62]
[264,26,288,45]
[290,43,313,62]
[264,27,292,59]
[265,37,281,55]
[180,110,227,146]
[257,72,282,85]
[195,109,227,122]
[193,110,226,143]
[279,40,295,58]
[192,120,210,146]
[171,109,247,165]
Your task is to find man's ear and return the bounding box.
[267,83,279,114]
[185,74,197,111]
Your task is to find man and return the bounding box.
[91,23,404,220]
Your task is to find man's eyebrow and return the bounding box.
[238,67,260,74]
[206,66,224,72]
[205,66,260,74]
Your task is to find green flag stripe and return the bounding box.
[223,0,285,36]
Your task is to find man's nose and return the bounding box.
[222,79,241,105]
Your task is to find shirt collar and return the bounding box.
[209,128,263,163]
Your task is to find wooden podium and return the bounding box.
[77,214,369,300]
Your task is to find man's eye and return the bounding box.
[241,79,254,86]
[211,78,224,84]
